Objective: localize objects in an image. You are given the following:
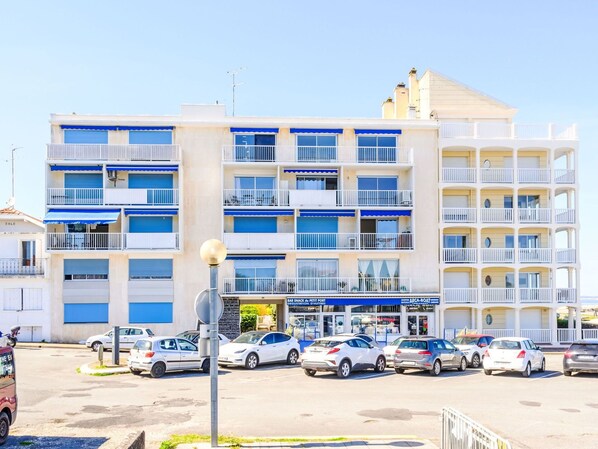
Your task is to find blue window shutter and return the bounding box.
[64,259,109,275]
[64,304,109,323]
[64,173,103,189]
[297,217,338,233]
[129,131,172,144]
[64,130,108,144]
[129,259,173,279]
[129,216,173,233]
[233,217,277,233]
[128,174,173,189]
[129,303,173,323]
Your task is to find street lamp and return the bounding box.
[199,239,227,448]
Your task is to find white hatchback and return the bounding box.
[301,336,387,378]
[128,337,208,378]
[218,331,300,369]
[86,327,154,352]
[483,337,546,377]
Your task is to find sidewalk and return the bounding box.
[177,438,439,449]
[18,342,86,350]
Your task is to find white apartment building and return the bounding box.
[45,68,580,346]
[0,206,51,341]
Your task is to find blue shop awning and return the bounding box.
[44,209,120,224]
[360,209,412,217]
[226,255,286,261]
[224,209,294,217]
[290,128,343,134]
[230,127,279,133]
[354,129,402,135]
[124,209,178,216]
[300,209,355,217]
[106,165,178,172]
[61,125,174,131]
[283,169,338,174]
[49,165,102,172]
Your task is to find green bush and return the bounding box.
[240,313,257,333]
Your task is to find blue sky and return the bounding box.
[1,1,597,293]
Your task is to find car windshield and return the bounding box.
[177,332,198,342]
[398,340,428,350]
[489,340,521,350]
[133,340,152,351]
[570,344,598,352]
[311,340,343,348]
[452,337,479,345]
[233,332,266,344]
[390,337,405,346]
[146,329,154,336]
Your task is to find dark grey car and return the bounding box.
[393,337,467,376]
[563,340,598,376]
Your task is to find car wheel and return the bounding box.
[394,368,405,374]
[130,369,142,375]
[287,349,299,365]
[458,357,467,372]
[0,411,9,445]
[484,369,492,376]
[563,370,572,376]
[522,362,531,378]
[471,353,481,368]
[337,360,351,378]
[304,369,316,377]
[245,352,259,370]
[539,358,546,373]
[374,356,386,373]
[91,341,103,352]
[430,359,441,376]
[201,359,210,374]
[150,362,166,378]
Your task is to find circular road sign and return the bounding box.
[194,289,224,324]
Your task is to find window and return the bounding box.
[505,235,539,249]
[64,130,108,144]
[234,259,276,293]
[296,217,338,249]
[177,339,197,351]
[443,235,467,249]
[233,177,275,205]
[354,338,370,349]
[234,134,275,161]
[159,339,178,351]
[64,259,109,280]
[504,195,540,209]
[505,272,540,288]
[21,241,36,266]
[296,176,337,191]
[357,136,397,163]
[361,219,399,249]
[357,177,398,205]
[3,288,43,311]
[129,259,173,280]
[0,352,15,389]
[297,135,337,161]
[129,131,172,144]
[274,333,291,343]
[358,260,400,292]
[262,334,276,345]
[297,259,338,292]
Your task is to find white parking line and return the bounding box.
[352,372,395,380]
[531,372,561,381]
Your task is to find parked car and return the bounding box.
[86,327,154,352]
[563,340,598,376]
[394,337,467,376]
[483,337,545,377]
[0,346,17,445]
[218,331,300,369]
[382,335,408,366]
[451,334,494,368]
[175,330,230,346]
[337,333,383,348]
[128,336,208,378]
[301,336,386,378]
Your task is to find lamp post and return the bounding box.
[199,239,227,448]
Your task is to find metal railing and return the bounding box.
[223,189,279,206]
[583,329,598,339]
[442,168,476,183]
[518,208,551,223]
[480,208,513,223]
[480,168,514,183]
[443,248,477,263]
[520,328,551,343]
[555,208,575,224]
[296,232,413,250]
[47,232,122,250]
[47,144,180,161]
[0,258,46,276]
[518,168,550,183]
[519,288,552,303]
[443,288,478,304]
[480,248,514,263]
[557,329,576,343]
[557,288,577,303]
[104,188,179,206]
[518,248,551,263]
[47,188,103,205]
[441,407,512,449]
[296,146,337,162]
[222,145,276,162]
[343,190,413,207]
[443,208,476,223]
[556,249,576,264]
[481,288,515,304]
[440,122,577,140]
[481,328,516,338]
[357,146,398,163]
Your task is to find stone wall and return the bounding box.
[220,298,241,339]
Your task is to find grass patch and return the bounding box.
[160,434,347,449]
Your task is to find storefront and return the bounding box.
[285,297,439,350]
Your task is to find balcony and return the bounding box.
[519,288,552,303]
[223,233,295,251]
[518,208,551,224]
[557,288,577,303]
[223,189,281,207]
[480,248,514,263]
[46,233,179,251]
[443,288,478,304]
[124,233,179,250]
[555,169,575,184]
[289,190,337,208]
[480,168,514,183]
[480,208,513,223]
[47,144,180,161]
[440,123,578,140]
[442,208,476,223]
[0,258,46,276]
[518,168,550,184]
[342,190,413,207]
[296,146,338,162]
[481,288,515,304]
[442,248,477,263]
[520,329,551,343]
[47,188,179,206]
[555,209,575,224]
[556,248,576,264]
[518,248,551,263]
[442,168,476,183]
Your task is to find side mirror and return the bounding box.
[260,340,267,345]
[479,343,487,348]
[369,344,374,349]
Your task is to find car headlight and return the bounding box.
[234,349,247,354]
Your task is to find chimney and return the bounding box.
[382,97,394,119]
[393,82,409,119]
[408,67,420,117]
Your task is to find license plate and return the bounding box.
[402,361,416,366]
[578,355,595,361]
[219,357,229,362]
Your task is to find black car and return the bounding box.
[563,340,598,376]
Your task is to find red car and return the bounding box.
[0,346,17,445]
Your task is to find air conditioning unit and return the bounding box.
[107,170,118,180]
[348,237,357,249]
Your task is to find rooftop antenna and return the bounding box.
[227,67,245,116]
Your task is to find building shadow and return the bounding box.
[4,435,108,448]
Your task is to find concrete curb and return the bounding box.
[18,342,87,350]
[79,362,130,375]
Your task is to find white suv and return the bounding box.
[483,337,546,377]
[128,337,208,378]
[85,327,154,352]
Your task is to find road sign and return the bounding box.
[194,289,224,324]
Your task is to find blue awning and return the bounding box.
[283,169,338,174]
[124,209,178,216]
[61,125,174,131]
[106,165,179,172]
[44,209,120,224]
[50,165,102,172]
[230,127,279,133]
[226,255,286,261]
[354,129,402,135]
[290,128,343,134]
[361,210,412,217]
[300,209,355,217]
[224,209,294,217]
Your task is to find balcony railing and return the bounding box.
[223,233,295,250]
[480,208,513,223]
[443,288,477,304]
[519,288,552,303]
[518,168,550,184]
[223,145,276,162]
[480,248,514,263]
[223,277,411,294]
[223,189,280,207]
[0,258,46,276]
[296,146,337,162]
[442,208,476,223]
[343,190,413,207]
[518,208,551,223]
[47,233,179,250]
[124,233,179,250]
[555,209,575,224]
[442,168,476,183]
[557,288,577,303]
[443,248,477,263]
[441,166,576,185]
[556,248,576,264]
[47,144,180,161]
[555,169,575,184]
[480,168,514,183]
[440,123,578,140]
[481,328,516,338]
[47,188,179,206]
[520,329,551,343]
[481,288,515,303]
[518,248,551,263]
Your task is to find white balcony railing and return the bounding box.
[555,209,575,224]
[296,146,338,162]
[518,168,550,183]
[104,189,179,206]
[47,144,180,161]
[222,233,295,250]
[557,288,577,303]
[481,288,515,303]
[443,288,478,304]
[47,188,103,205]
[482,328,516,338]
[518,208,551,223]
[480,248,514,263]
[440,123,578,140]
[296,233,413,250]
[518,248,551,263]
[0,258,46,276]
[343,190,413,207]
[519,288,552,303]
[480,168,514,183]
[554,169,575,184]
[442,168,476,183]
[556,249,576,264]
[480,208,513,223]
[47,233,122,250]
[288,190,338,207]
[124,233,179,250]
[520,329,551,343]
[222,145,276,162]
[442,208,476,223]
[557,329,576,343]
[583,329,598,339]
[223,189,280,207]
[443,248,476,263]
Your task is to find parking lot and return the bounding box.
[6,346,598,449]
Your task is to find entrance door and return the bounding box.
[322,314,345,337]
[407,314,434,336]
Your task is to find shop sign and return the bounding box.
[287,298,326,306]
[402,297,440,305]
